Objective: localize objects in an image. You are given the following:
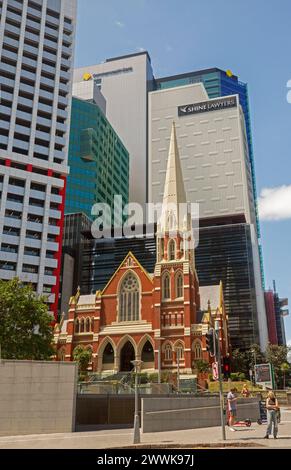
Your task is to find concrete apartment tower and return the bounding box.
[0,0,77,319]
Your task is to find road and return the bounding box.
[0,409,290,449]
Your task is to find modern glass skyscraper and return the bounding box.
[0,0,77,319]
[65,97,129,221]
[155,68,264,285]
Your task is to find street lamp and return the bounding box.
[131,359,143,444]
[157,337,164,384]
[215,320,226,441]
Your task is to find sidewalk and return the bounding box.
[0,410,290,449]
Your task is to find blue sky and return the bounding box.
[75,0,291,344]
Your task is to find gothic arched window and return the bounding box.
[175,272,183,298]
[168,239,176,261]
[193,340,202,360]
[119,272,140,322]
[175,343,184,361]
[164,343,172,361]
[75,319,80,334]
[85,318,90,332]
[162,272,170,300]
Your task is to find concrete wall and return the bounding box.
[142,396,260,433]
[0,360,78,437]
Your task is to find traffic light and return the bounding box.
[223,356,231,379]
[206,328,215,357]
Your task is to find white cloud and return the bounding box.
[136,47,145,52]
[258,185,291,221]
[115,21,125,28]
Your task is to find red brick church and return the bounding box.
[54,123,230,375]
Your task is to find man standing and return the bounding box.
[227,388,238,431]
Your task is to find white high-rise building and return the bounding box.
[148,83,268,350]
[73,51,154,206]
[0,0,77,318]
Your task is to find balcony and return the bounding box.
[40,75,55,89]
[38,101,53,115]
[14,124,31,137]
[26,220,43,232]
[5,200,23,212]
[0,76,15,89]
[21,68,36,82]
[54,149,65,161]
[18,95,34,109]
[19,81,35,96]
[0,251,18,263]
[57,108,68,120]
[49,208,61,220]
[56,122,66,133]
[50,193,62,204]
[46,241,59,252]
[5,22,21,37]
[7,185,25,197]
[6,9,22,25]
[36,115,52,128]
[34,144,49,157]
[0,61,16,76]
[4,217,21,229]
[47,224,60,236]
[12,138,29,152]
[0,135,8,147]
[27,5,42,19]
[24,238,42,249]
[1,48,18,63]
[35,129,51,143]
[58,95,68,107]
[23,42,39,56]
[30,186,46,199]
[22,55,38,70]
[43,275,57,285]
[22,255,40,266]
[0,269,15,280]
[44,26,59,40]
[39,88,54,102]
[45,257,58,269]
[3,35,19,51]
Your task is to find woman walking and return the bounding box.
[264,391,279,439]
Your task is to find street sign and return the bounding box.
[212,361,219,381]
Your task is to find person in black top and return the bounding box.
[264,391,279,439]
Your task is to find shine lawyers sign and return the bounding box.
[178,96,237,117]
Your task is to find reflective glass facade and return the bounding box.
[66,97,129,220]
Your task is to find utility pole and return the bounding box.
[214,321,226,441]
[131,359,143,444]
[177,349,180,393]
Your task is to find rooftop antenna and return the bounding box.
[273,280,277,293]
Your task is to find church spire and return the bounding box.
[159,122,190,235]
[163,121,187,207]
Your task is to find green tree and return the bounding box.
[231,344,265,377]
[73,345,92,378]
[265,344,290,388]
[280,362,290,389]
[193,359,210,374]
[0,278,54,360]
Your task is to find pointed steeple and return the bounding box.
[159,122,190,235]
[163,121,187,207]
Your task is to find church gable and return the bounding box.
[102,251,153,296]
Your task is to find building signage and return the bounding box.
[178,96,237,117]
[254,363,275,389]
[83,68,133,82]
